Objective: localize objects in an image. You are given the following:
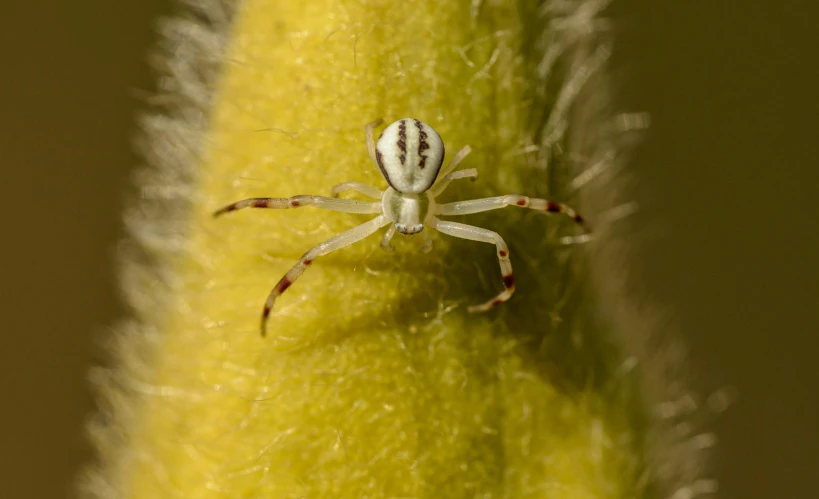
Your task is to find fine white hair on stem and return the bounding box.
[78,1,238,498]
[537,1,717,497]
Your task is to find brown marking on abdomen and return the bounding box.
[398,120,407,164]
[415,119,429,168]
[375,148,397,190]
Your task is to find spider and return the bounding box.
[214,118,589,336]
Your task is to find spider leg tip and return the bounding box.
[212,205,234,218]
[260,306,273,337]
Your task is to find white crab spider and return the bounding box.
[214,118,589,336]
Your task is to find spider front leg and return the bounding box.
[260,215,390,336]
[430,146,474,197]
[435,195,590,232]
[365,118,384,165]
[431,168,478,197]
[213,195,381,217]
[429,217,514,313]
[380,225,396,251]
[421,232,433,253]
[330,182,383,199]
[380,226,433,253]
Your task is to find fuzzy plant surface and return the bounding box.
[82,0,715,498]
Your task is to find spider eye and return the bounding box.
[375,118,444,194]
[394,223,424,235]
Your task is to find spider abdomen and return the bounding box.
[375,118,445,194]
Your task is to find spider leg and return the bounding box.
[261,215,390,336]
[213,195,381,217]
[430,168,478,197]
[380,225,396,252]
[429,217,514,313]
[435,195,589,232]
[421,232,434,253]
[380,226,433,253]
[365,118,384,165]
[331,182,383,199]
[436,145,472,180]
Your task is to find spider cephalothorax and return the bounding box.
[214,118,589,336]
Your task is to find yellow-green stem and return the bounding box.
[81,0,664,497]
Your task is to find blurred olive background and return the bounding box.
[1,1,816,498]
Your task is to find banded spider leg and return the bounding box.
[433,195,588,311]
[213,195,385,336]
